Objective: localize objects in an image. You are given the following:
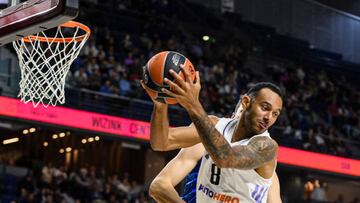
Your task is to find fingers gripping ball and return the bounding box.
[142,51,196,104]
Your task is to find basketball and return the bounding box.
[142,51,196,104]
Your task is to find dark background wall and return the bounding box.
[314,0,360,17]
[188,0,360,64]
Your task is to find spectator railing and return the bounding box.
[64,87,192,127]
[63,87,360,159]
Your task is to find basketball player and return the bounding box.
[142,69,283,202]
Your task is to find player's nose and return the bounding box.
[263,113,271,123]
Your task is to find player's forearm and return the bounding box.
[188,105,277,169]
[149,179,185,203]
[150,104,170,151]
[187,103,233,166]
[151,189,185,203]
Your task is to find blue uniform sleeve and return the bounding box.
[181,160,201,203]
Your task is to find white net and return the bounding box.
[12,22,90,107]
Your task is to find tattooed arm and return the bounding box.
[188,107,278,169]
[162,67,278,169]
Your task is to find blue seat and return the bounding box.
[0,194,16,203]
[5,185,18,196]
[3,174,18,186]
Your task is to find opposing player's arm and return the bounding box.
[150,103,218,151]
[267,172,282,203]
[189,109,278,170]
[149,143,205,203]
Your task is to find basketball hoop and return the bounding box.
[12,21,90,107]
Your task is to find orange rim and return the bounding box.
[23,21,91,43]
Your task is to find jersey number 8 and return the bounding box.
[210,164,221,185]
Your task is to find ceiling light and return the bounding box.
[202,35,210,41]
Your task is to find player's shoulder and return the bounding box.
[189,115,230,126]
[208,115,238,125]
[249,135,279,151]
[208,115,221,125]
[188,115,222,129]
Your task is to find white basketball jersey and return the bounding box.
[196,118,274,203]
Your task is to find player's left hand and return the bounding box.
[161,65,201,111]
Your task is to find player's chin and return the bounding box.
[252,125,267,134]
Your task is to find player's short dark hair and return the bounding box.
[233,82,284,115]
[247,82,284,101]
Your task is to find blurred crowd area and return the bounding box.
[303,179,359,203]
[1,163,150,203]
[62,0,360,158]
[1,163,358,203]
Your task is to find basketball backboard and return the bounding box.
[0,0,79,46]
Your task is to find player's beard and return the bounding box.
[244,102,267,135]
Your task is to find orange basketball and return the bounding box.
[142,51,196,104]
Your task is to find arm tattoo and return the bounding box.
[189,110,277,170]
[229,136,278,169]
[190,113,232,159]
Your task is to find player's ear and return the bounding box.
[241,95,251,110]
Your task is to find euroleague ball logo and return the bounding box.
[142,66,149,84]
[172,54,180,66]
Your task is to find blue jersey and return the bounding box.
[181,160,201,203]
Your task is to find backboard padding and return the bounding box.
[0,0,78,46]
